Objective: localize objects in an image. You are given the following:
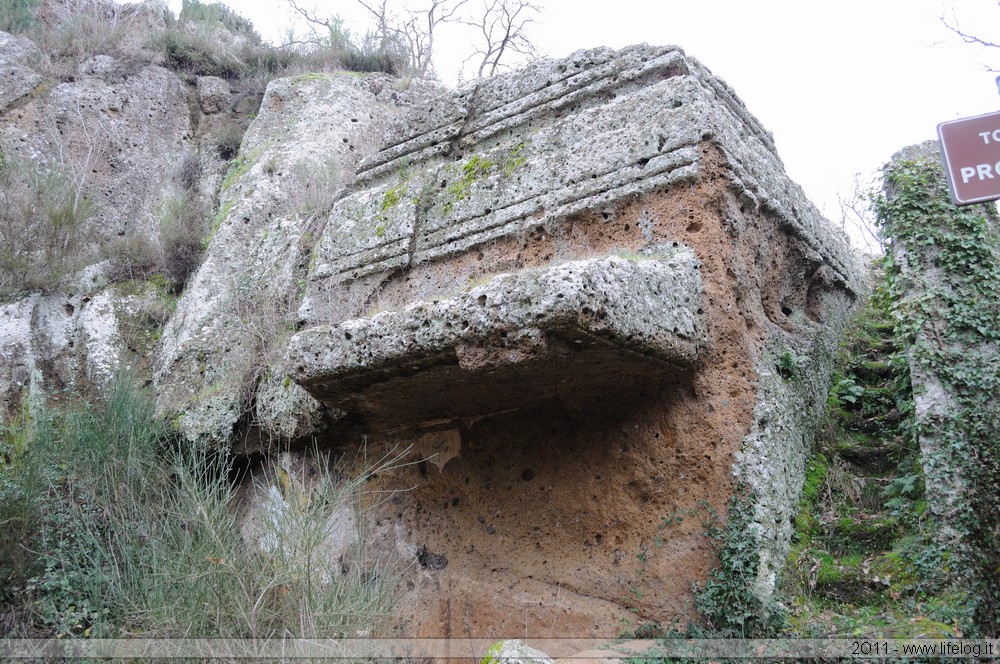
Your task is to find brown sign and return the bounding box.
[938,110,1000,206]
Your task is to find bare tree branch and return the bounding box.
[836,172,882,256]
[941,8,1000,72]
[284,0,533,80]
[408,0,469,77]
[354,0,400,55]
[462,0,538,79]
[354,0,469,78]
[285,0,342,48]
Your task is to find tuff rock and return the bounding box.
[152,73,443,450]
[0,30,865,638]
[0,27,194,407]
[282,44,864,636]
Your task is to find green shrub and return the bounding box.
[0,398,50,602]
[149,0,300,84]
[0,0,40,33]
[283,16,409,77]
[152,26,249,78]
[0,372,402,639]
[178,0,256,36]
[158,190,207,292]
[30,0,141,65]
[104,233,160,283]
[0,153,97,299]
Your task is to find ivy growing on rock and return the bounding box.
[694,487,788,637]
[876,142,1000,636]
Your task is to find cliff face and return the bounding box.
[283,44,863,635]
[0,32,864,636]
[152,73,442,450]
[880,142,1000,635]
[0,25,195,412]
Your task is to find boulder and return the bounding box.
[0,31,44,113]
[0,276,171,415]
[285,45,865,636]
[196,76,231,114]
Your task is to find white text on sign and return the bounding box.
[960,162,1000,183]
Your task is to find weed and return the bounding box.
[776,350,807,381]
[438,143,530,218]
[445,154,496,211]
[207,198,236,248]
[221,152,254,192]
[289,159,342,216]
[104,233,160,283]
[216,124,245,161]
[502,142,529,177]
[0,153,97,299]
[381,180,408,213]
[0,0,39,33]
[0,372,403,639]
[693,489,787,637]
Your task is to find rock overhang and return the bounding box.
[270,43,865,632]
[288,247,705,427]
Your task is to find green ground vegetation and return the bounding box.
[0,373,399,639]
[781,267,967,639]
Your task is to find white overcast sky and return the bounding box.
[167,0,1000,250]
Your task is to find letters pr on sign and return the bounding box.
[938,110,1000,206]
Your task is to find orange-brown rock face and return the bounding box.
[285,45,864,637]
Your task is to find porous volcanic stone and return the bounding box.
[284,44,864,637]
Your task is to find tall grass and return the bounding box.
[0,373,400,639]
[0,0,40,33]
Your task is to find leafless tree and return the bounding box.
[283,0,537,80]
[836,172,882,256]
[355,0,468,78]
[357,0,412,67]
[285,0,465,78]
[284,0,352,51]
[463,0,538,79]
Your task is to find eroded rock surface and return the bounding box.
[0,278,174,412]
[0,31,43,112]
[0,30,195,409]
[1,53,190,240]
[285,45,864,636]
[0,29,865,639]
[153,73,443,450]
